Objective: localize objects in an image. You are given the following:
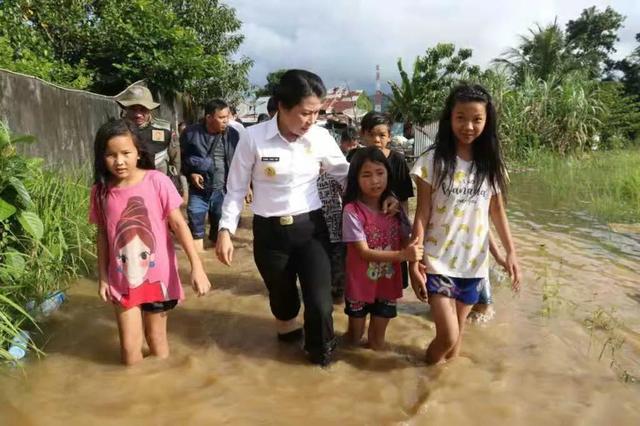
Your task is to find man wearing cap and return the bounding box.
[116,85,181,186]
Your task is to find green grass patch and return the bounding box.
[511,148,640,223]
[1,167,93,365]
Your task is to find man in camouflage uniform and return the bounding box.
[116,85,181,187]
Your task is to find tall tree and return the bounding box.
[0,0,92,88]
[388,43,480,125]
[613,33,640,100]
[565,6,625,78]
[0,0,251,100]
[83,0,209,95]
[169,0,252,103]
[496,7,626,84]
[255,69,287,97]
[494,20,577,84]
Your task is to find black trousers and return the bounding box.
[253,210,334,354]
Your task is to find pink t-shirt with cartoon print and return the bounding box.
[342,201,409,303]
[89,170,184,308]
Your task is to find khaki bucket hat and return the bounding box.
[116,85,160,110]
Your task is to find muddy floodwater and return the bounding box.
[1,174,639,425]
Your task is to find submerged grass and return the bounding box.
[584,307,639,384]
[536,267,639,384]
[512,148,640,224]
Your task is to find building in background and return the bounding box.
[237,96,270,124]
[321,87,370,126]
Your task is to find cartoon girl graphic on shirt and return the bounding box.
[113,196,167,308]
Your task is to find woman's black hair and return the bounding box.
[360,111,391,133]
[273,69,326,110]
[93,118,154,188]
[343,146,393,209]
[266,96,278,115]
[429,83,507,197]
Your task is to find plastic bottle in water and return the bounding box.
[7,330,30,360]
[37,290,66,317]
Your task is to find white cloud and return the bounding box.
[226,0,639,93]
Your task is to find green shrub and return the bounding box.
[0,123,92,364]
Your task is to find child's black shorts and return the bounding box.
[140,299,178,313]
[344,299,397,318]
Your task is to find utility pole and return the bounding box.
[374,64,382,112]
[344,81,360,128]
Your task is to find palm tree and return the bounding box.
[387,58,416,123]
[494,20,579,84]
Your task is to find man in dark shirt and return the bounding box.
[180,99,241,251]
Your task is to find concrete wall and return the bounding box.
[0,68,192,168]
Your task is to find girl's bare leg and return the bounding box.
[368,316,391,351]
[346,317,367,345]
[425,294,460,365]
[143,310,170,359]
[445,301,473,360]
[114,305,144,366]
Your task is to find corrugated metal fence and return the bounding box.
[412,121,438,159]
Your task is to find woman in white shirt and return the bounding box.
[215,70,349,366]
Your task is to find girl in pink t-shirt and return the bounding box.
[89,119,211,365]
[342,147,423,350]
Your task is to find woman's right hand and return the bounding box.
[98,280,111,303]
[215,229,234,266]
[409,261,428,302]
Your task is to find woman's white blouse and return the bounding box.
[218,117,349,234]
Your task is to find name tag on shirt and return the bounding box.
[261,156,280,162]
[152,130,165,142]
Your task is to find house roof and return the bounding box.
[321,87,364,114]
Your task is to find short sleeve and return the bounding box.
[390,152,414,201]
[342,203,366,243]
[153,172,183,218]
[319,129,349,188]
[410,150,434,186]
[88,185,101,225]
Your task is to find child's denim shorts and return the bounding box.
[426,274,486,305]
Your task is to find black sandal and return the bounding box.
[277,328,304,343]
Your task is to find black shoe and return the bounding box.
[277,328,304,343]
[308,339,337,367]
[308,350,333,367]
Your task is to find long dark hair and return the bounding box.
[93,119,153,188]
[430,83,507,197]
[343,146,393,209]
[92,119,154,225]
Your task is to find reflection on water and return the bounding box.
[1,176,639,425]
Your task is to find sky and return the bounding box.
[224,0,639,94]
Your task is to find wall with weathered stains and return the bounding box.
[0,68,192,168]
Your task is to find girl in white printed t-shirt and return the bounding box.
[409,84,521,365]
